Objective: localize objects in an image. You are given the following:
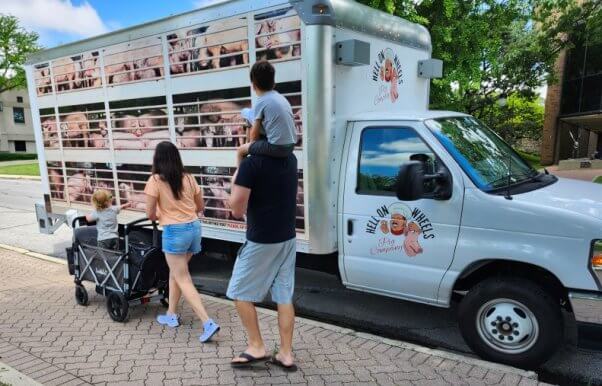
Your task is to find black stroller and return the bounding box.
[66,217,169,322]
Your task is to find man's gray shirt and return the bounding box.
[90,206,120,241]
[254,90,297,146]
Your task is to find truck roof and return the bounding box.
[349,111,469,122]
[26,0,431,64]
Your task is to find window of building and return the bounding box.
[357,127,437,196]
[14,141,26,152]
[16,96,23,103]
[13,107,25,124]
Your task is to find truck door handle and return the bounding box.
[347,219,354,236]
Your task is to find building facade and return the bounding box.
[542,39,602,165]
[0,89,36,153]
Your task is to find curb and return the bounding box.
[0,244,66,265]
[0,174,41,181]
[0,361,42,386]
[0,244,538,381]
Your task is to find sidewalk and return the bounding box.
[0,247,548,386]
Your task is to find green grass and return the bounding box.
[0,162,39,176]
[594,176,602,184]
[517,151,542,171]
[0,152,37,162]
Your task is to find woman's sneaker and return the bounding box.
[199,319,220,343]
[157,313,180,327]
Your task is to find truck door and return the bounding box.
[341,122,464,304]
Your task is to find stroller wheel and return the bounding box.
[106,292,129,322]
[75,285,89,306]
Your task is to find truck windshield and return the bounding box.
[425,116,537,192]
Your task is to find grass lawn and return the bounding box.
[594,176,602,184]
[0,152,37,162]
[517,151,542,171]
[0,162,40,176]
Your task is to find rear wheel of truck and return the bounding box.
[458,277,563,368]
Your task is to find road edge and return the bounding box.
[0,243,539,381]
[0,175,41,181]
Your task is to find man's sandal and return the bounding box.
[230,352,270,368]
[269,356,298,372]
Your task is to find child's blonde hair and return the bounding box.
[91,189,112,210]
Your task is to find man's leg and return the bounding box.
[270,239,297,367]
[227,241,278,363]
[231,301,267,362]
[276,303,295,366]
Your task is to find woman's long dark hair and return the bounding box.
[152,141,186,199]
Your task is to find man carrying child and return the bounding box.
[227,60,299,371]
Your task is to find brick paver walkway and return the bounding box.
[0,248,548,386]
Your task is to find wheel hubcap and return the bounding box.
[476,299,539,354]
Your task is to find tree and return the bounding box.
[357,0,602,117]
[480,94,544,147]
[0,15,39,94]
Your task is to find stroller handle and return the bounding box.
[72,215,95,228]
[124,217,160,248]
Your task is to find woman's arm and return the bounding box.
[145,194,158,221]
[194,190,205,215]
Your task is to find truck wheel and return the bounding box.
[458,277,563,368]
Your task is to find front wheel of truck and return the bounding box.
[458,277,563,368]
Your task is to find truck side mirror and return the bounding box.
[396,161,453,201]
[396,161,424,201]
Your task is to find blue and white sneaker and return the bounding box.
[199,319,220,343]
[157,313,180,327]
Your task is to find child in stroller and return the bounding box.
[67,216,169,322]
[85,189,130,250]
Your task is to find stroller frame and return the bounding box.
[70,216,169,322]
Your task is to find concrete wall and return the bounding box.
[0,89,35,153]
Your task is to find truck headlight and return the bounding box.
[592,240,602,282]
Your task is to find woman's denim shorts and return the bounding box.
[162,220,202,255]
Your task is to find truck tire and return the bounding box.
[458,277,563,368]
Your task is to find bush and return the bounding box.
[0,152,37,161]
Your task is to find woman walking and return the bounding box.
[145,141,220,342]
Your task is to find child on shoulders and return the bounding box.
[237,60,297,165]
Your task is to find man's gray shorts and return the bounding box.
[226,238,296,304]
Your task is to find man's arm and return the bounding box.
[229,183,251,219]
[249,119,262,142]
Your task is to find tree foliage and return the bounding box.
[357,0,601,144]
[0,14,39,94]
[480,94,544,146]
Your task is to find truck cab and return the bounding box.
[339,111,602,367]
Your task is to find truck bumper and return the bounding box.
[34,203,66,234]
[569,291,602,325]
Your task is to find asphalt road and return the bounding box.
[2,179,602,385]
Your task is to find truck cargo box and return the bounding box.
[25,0,432,254]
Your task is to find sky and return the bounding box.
[0,0,548,99]
[0,0,215,48]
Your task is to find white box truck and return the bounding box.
[25,0,602,367]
